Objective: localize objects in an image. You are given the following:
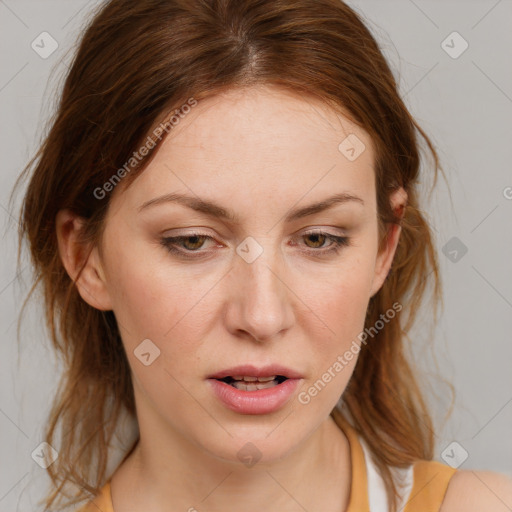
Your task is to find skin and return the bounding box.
[56,85,511,511]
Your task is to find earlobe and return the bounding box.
[55,209,113,311]
[369,187,407,298]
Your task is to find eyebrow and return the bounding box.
[137,191,364,223]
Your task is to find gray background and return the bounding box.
[1,0,511,510]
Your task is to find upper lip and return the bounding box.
[207,364,303,380]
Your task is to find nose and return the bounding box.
[223,243,295,342]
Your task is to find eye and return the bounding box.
[172,234,208,251]
[160,233,214,257]
[298,230,350,255]
[160,229,351,260]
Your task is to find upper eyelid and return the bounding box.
[163,226,347,237]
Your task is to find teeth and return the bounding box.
[232,375,277,382]
[231,379,279,391]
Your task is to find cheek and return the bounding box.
[292,259,375,413]
[301,252,375,335]
[103,237,215,359]
[298,251,375,373]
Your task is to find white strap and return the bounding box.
[360,437,414,511]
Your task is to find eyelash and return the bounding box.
[160,230,350,259]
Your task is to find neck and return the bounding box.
[111,412,352,512]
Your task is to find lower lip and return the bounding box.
[207,378,301,415]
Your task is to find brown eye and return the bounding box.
[298,230,350,256]
[180,235,208,250]
[303,232,328,248]
[160,233,215,259]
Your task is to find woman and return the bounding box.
[14,0,511,511]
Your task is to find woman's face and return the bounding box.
[80,85,404,464]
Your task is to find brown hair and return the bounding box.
[12,0,447,510]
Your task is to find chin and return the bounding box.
[195,424,304,468]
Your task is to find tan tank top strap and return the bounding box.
[331,410,371,512]
[402,460,457,512]
[75,481,113,512]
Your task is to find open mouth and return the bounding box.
[217,375,288,391]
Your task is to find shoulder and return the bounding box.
[440,470,512,512]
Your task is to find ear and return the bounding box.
[55,209,113,311]
[369,187,407,298]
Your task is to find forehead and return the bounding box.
[112,85,376,217]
